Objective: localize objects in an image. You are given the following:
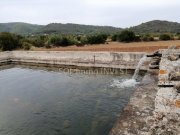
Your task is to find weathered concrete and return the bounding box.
[0,51,148,70]
[110,73,158,135]
[3,50,179,134]
[110,48,180,135]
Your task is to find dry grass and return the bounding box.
[33,40,180,53]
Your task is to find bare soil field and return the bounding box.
[33,40,180,52]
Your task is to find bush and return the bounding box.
[134,35,141,42]
[45,44,51,48]
[117,30,136,42]
[159,34,171,41]
[79,36,88,45]
[61,36,78,46]
[22,42,32,50]
[61,37,69,46]
[87,34,107,44]
[49,35,62,46]
[111,34,118,41]
[24,37,44,47]
[100,34,108,41]
[141,34,154,42]
[178,36,180,40]
[0,32,22,51]
[25,36,48,47]
[48,35,79,47]
[33,37,46,47]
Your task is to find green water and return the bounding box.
[0,67,137,135]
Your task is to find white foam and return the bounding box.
[111,55,147,89]
[110,79,139,89]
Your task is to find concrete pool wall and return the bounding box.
[110,48,180,135]
[0,51,148,70]
[1,50,179,134]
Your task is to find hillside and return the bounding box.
[0,22,43,35]
[0,20,180,35]
[129,20,180,34]
[0,22,121,35]
[36,23,121,35]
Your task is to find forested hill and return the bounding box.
[129,20,180,34]
[0,22,43,35]
[0,20,180,35]
[0,22,121,35]
[36,23,122,35]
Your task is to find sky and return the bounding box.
[0,0,180,28]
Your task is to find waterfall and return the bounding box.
[110,55,147,88]
[132,55,147,80]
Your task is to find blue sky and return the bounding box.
[0,0,180,28]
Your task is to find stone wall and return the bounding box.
[156,49,180,114]
[110,48,180,135]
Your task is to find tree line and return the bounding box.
[0,31,180,51]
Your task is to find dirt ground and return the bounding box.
[33,40,180,53]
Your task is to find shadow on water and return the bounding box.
[0,64,145,135]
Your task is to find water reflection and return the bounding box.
[0,66,138,135]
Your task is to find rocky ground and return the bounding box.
[109,72,180,135]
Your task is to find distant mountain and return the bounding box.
[0,20,180,35]
[0,22,121,35]
[36,23,122,35]
[0,22,43,35]
[129,20,180,34]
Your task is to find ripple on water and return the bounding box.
[0,67,140,135]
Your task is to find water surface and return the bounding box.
[0,67,137,135]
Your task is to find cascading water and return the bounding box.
[111,55,147,88]
[132,55,147,79]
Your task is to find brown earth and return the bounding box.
[33,40,180,53]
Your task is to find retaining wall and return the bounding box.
[0,51,148,70]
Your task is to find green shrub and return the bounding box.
[141,34,154,41]
[49,35,62,46]
[111,34,118,41]
[87,34,107,44]
[134,35,141,42]
[79,36,88,45]
[45,44,51,48]
[76,36,82,41]
[24,36,45,47]
[61,37,69,46]
[22,42,32,50]
[100,34,108,41]
[0,32,22,51]
[178,36,180,40]
[61,36,78,46]
[25,35,48,47]
[117,30,136,42]
[159,34,171,41]
[48,35,78,46]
